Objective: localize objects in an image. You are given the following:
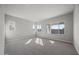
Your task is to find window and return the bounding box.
[33,24,36,30]
[37,25,41,32]
[50,22,64,34]
[32,24,41,32]
[50,24,59,34]
[59,23,64,34]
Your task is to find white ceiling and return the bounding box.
[5,4,74,22]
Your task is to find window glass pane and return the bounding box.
[50,22,64,34]
[59,23,64,34]
[50,24,59,34]
[33,24,35,29]
[51,24,59,29]
[37,25,41,29]
[37,25,41,32]
[33,24,42,32]
[59,24,64,29]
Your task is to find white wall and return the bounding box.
[74,5,79,54]
[0,5,5,54]
[37,12,73,43]
[5,15,34,40]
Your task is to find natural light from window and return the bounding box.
[25,39,33,45]
[49,40,55,44]
[51,24,64,29]
[35,38,44,46]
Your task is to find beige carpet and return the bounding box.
[5,37,78,55]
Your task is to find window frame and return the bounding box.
[48,22,64,34]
